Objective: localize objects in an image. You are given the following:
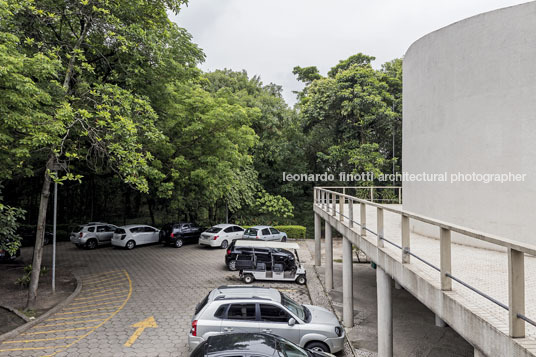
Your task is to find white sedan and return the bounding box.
[111,225,160,250]
[198,224,244,249]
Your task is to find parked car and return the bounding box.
[225,240,295,271]
[188,286,344,353]
[198,224,244,249]
[159,222,204,248]
[111,225,160,250]
[69,222,117,249]
[243,226,287,241]
[190,332,336,357]
[18,226,53,247]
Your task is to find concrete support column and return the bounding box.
[342,236,354,327]
[314,213,321,266]
[377,266,393,357]
[325,221,333,291]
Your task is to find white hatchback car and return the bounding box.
[111,225,160,250]
[243,226,287,241]
[199,224,244,249]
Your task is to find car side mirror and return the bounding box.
[288,318,296,326]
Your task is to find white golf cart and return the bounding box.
[234,241,307,285]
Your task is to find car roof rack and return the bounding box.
[217,285,265,290]
[214,295,272,301]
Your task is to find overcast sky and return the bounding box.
[170,0,529,106]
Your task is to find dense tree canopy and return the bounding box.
[0,0,402,308]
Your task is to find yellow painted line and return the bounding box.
[21,326,98,336]
[42,270,133,357]
[63,301,119,310]
[2,335,80,344]
[69,295,128,306]
[74,291,128,301]
[0,345,68,352]
[33,319,105,328]
[55,306,121,315]
[83,276,127,285]
[84,284,129,293]
[75,287,127,296]
[81,270,124,282]
[124,316,158,347]
[45,313,111,321]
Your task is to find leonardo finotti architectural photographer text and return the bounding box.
[282,171,527,184]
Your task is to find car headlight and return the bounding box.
[335,326,342,336]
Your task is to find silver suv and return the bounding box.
[69,222,117,249]
[188,286,344,353]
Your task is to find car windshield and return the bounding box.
[244,228,258,236]
[280,339,310,357]
[206,227,222,233]
[280,292,305,321]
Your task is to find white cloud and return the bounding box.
[170,0,530,106]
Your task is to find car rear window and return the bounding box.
[114,228,126,234]
[206,227,222,233]
[75,226,84,233]
[195,293,210,315]
[244,228,258,236]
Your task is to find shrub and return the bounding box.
[15,265,49,287]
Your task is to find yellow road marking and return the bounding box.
[69,295,128,306]
[63,301,119,310]
[124,316,158,347]
[34,319,105,328]
[45,312,111,321]
[55,306,121,315]
[2,335,80,344]
[21,326,98,336]
[83,284,129,293]
[0,345,68,352]
[80,270,124,281]
[42,270,133,357]
[74,291,128,301]
[83,276,127,285]
[75,287,127,297]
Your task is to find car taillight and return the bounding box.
[213,235,219,240]
[256,236,259,239]
[171,232,175,238]
[191,320,197,336]
[226,249,231,255]
[79,232,83,238]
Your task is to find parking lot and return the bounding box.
[0,242,312,357]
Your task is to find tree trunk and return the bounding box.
[147,196,155,226]
[26,155,54,309]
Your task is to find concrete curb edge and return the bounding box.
[0,273,83,343]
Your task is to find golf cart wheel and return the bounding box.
[220,240,229,249]
[228,260,237,271]
[126,240,136,250]
[281,236,287,242]
[296,275,306,285]
[243,274,255,284]
[305,342,329,353]
[86,239,98,250]
[174,238,184,248]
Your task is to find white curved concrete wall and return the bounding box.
[402,2,536,248]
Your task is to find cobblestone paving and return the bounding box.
[0,242,311,357]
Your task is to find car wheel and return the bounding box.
[281,236,287,242]
[126,240,136,250]
[174,238,183,248]
[243,274,255,284]
[86,239,98,250]
[228,260,237,271]
[305,341,329,353]
[220,240,228,249]
[296,275,306,285]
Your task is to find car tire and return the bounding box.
[126,240,136,250]
[296,275,306,285]
[281,236,287,242]
[243,273,255,284]
[228,260,237,271]
[174,238,183,248]
[305,341,329,353]
[220,240,228,249]
[86,239,98,250]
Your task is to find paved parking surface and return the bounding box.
[0,242,311,357]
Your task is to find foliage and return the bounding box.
[16,265,48,287]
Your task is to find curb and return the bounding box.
[0,273,83,343]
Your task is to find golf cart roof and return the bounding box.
[234,240,300,250]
